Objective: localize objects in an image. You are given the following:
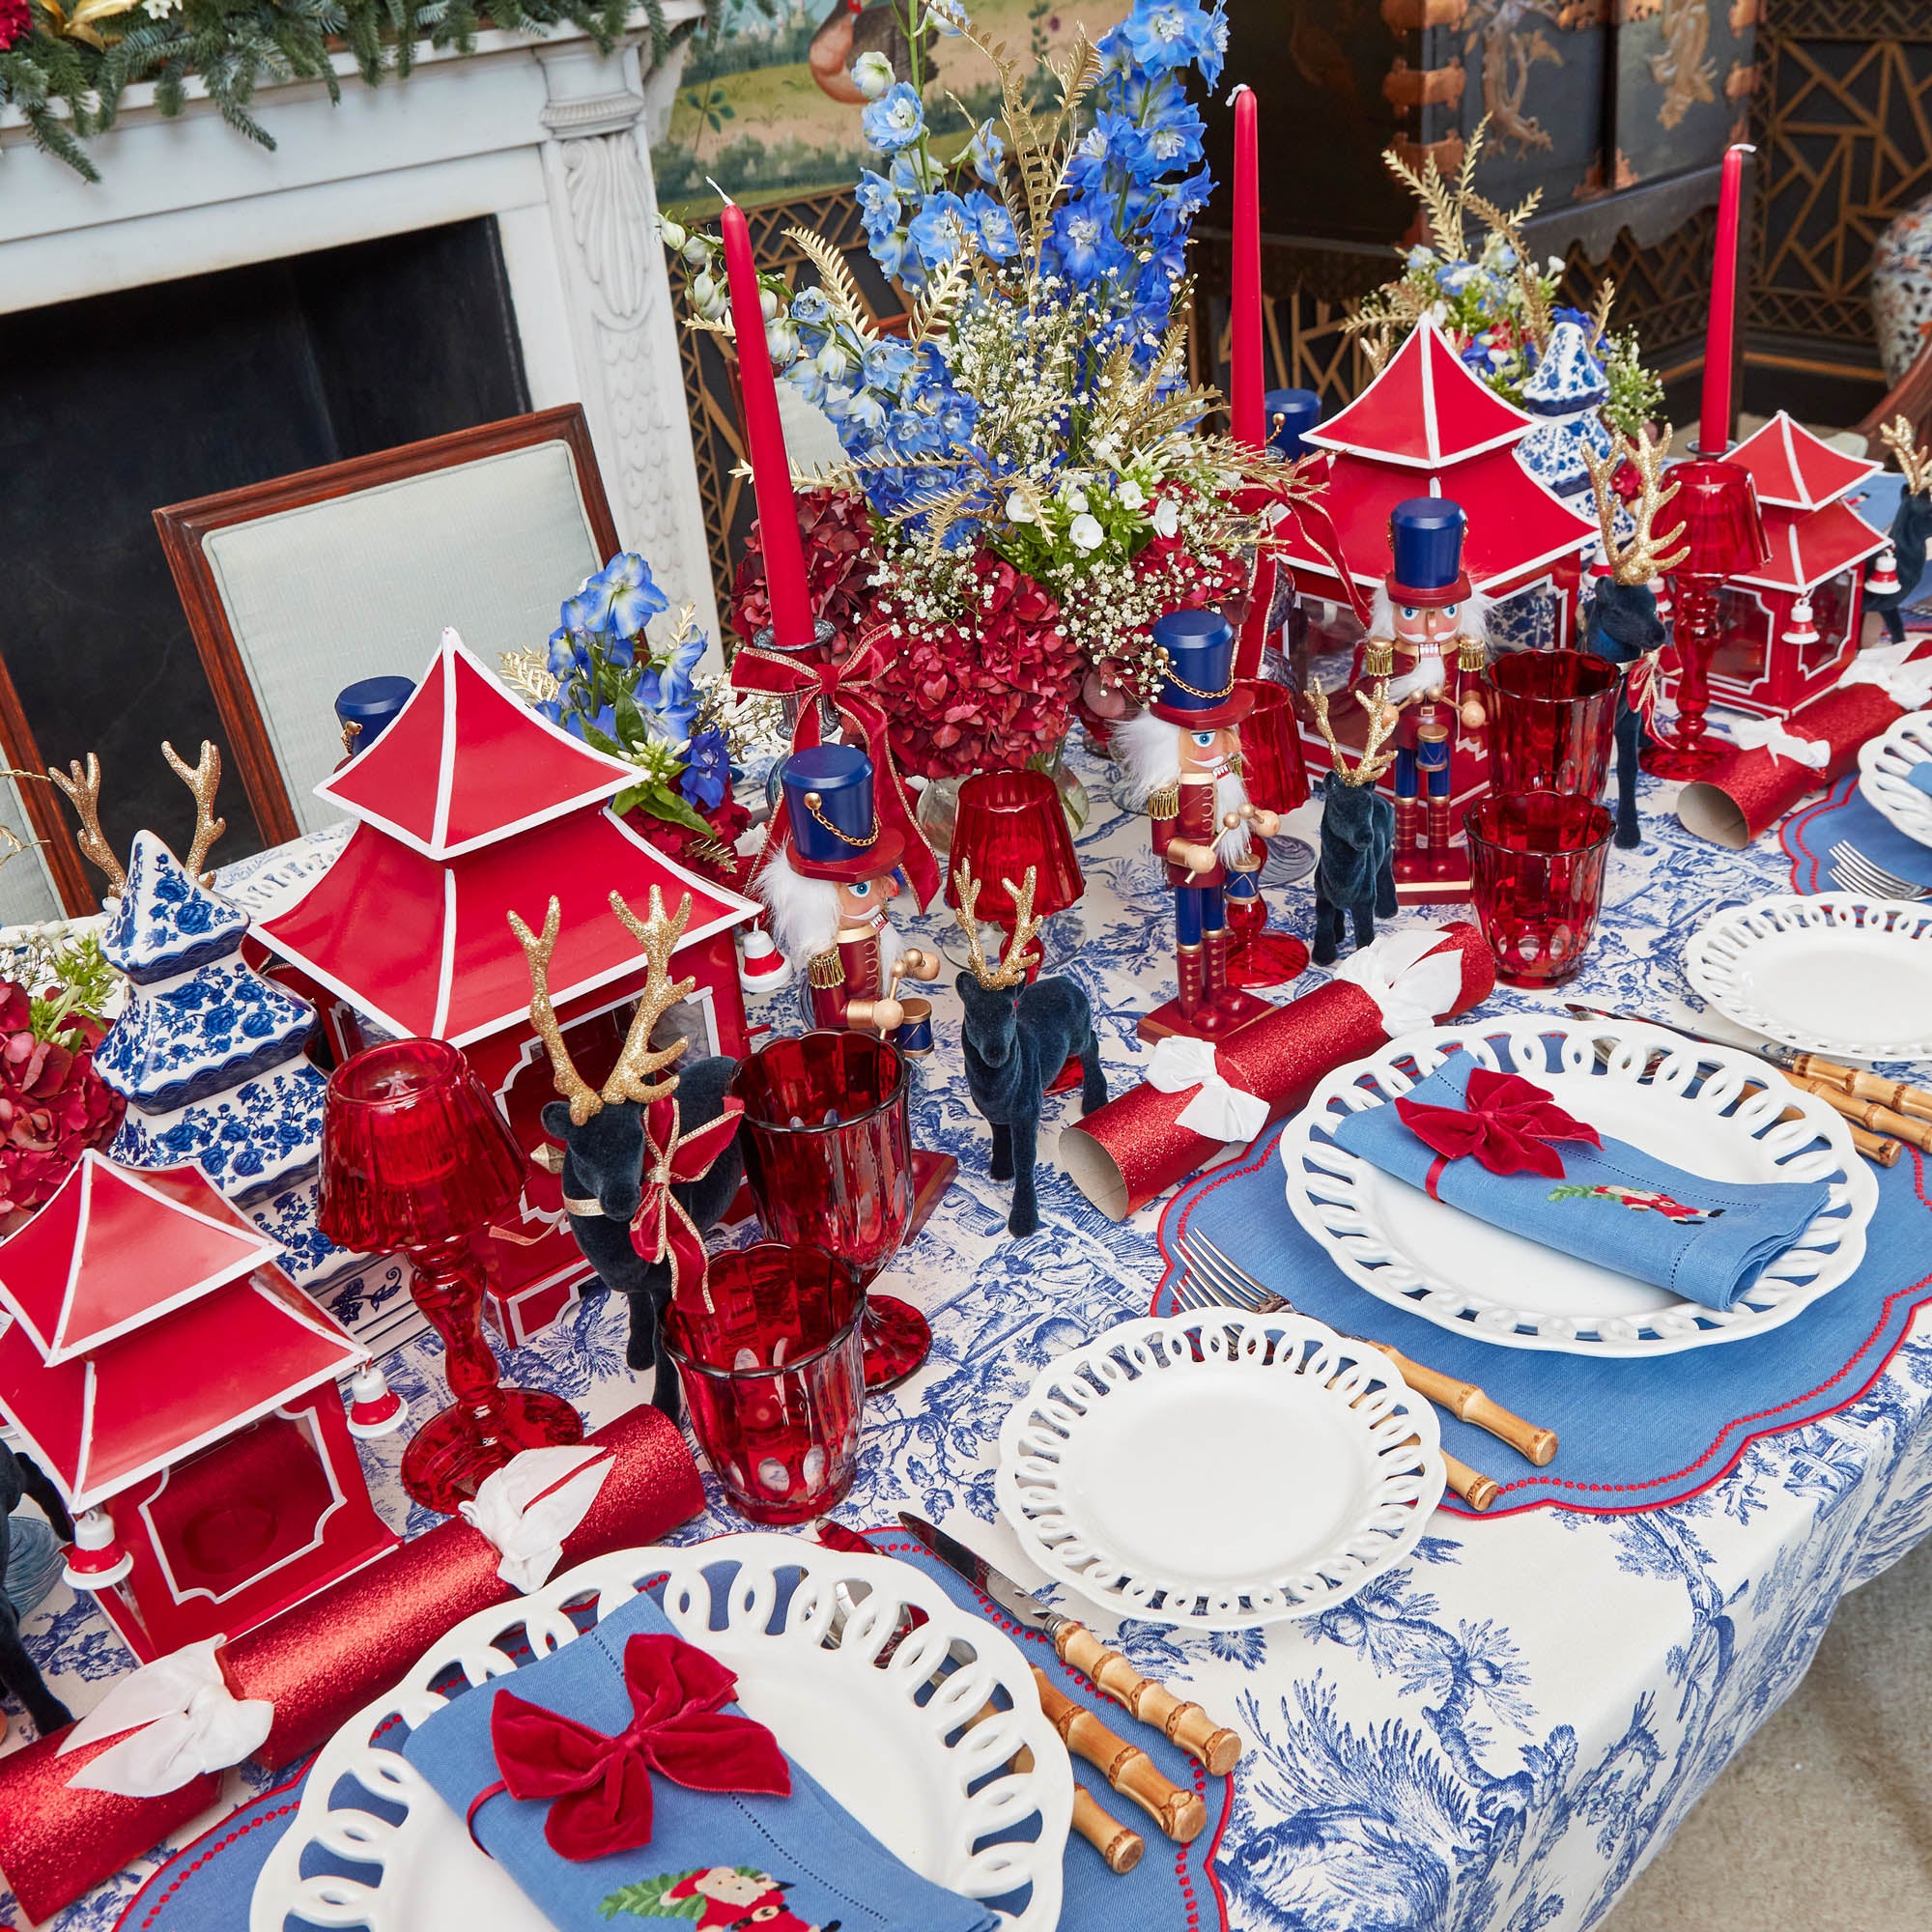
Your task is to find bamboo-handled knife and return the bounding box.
[898,1512,1243,1776]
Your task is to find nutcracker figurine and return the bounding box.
[754,744,943,1054]
[1117,609,1283,1042]
[1362,498,1490,895]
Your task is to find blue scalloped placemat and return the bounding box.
[1154,1120,1932,1518]
[1782,771,1932,895]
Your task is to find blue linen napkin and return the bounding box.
[1905,760,1932,797]
[401,1586,999,1932]
[1327,1055,1834,1311]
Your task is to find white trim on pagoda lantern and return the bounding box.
[1712,411,1888,718]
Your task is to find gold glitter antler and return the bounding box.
[509,898,605,1126]
[1880,413,1932,497]
[602,887,696,1107]
[1307,678,1399,787]
[47,753,127,898]
[162,740,226,884]
[1582,425,1689,587]
[952,860,1040,990]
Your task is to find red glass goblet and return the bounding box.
[1465,793,1614,988]
[1225,679,1313,988]
[1644,461,1770,779]
[663,1243,867,1524]
[320,1038,583,1513]
[728,1030,930,1388]
[1486,651,1620,797]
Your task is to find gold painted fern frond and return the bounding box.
[908,249,972,348]
[784,226,877,339]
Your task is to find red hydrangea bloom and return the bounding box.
[729,489,882,654]
[0,984,126,1228]
[871,552,1083,780]
[0,0,30,52]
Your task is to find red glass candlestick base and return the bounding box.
[399,1236,583,1512]
[1224,887,1311,988]
[1643,577,1727,780]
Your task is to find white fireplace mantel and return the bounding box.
[0,15,722,642]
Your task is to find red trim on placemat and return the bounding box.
[863,1529,1236,1932]
[115,1762,313,1932]
[1156,1129,1932,1520]
[1779,773,1857,893]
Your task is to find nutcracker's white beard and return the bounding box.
[1114,710,1253,867]
[1368,582,1491,707]
[755,847,903,972]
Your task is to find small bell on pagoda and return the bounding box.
[61,1508,133,1591]
[737,920,792,993]
[345,1362,410,1438]
[1867,547,1902,595]
[1653,581,1675,622]
[1782,592,1820,646]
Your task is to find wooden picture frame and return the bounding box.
[154,405,623,850]
[0,651,101,918]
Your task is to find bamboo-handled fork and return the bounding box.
[1178,1233,1557,1481]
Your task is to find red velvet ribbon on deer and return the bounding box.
[479,1634,789,1861]
[629,1094,745,1303]
[1395,1065,1603,1197]
[733,635,940,905]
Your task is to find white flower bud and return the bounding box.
[659,218,689,252]
[1007,491,1036,524]
[691,270,719,310]
[682,237,712,267]
[759,288,781,324]
[851,51,895,99]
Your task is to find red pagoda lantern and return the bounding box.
[0,1154,389,1662]
[1710,412,1888,720]
[258,630,760,1344]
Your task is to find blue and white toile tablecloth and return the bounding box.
[14,745,1932,1932]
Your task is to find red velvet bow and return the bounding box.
[1395,1065,1603,1182]
[487,1633,790,1861]
[732,635,939,906]
[628,1094,745,1307]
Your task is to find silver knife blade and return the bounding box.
[897,1512,1067,1636]
[1561,1002,1802,1072]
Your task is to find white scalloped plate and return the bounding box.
[1857,710,1932,850]
[1685,893,1932,1061]
[250,1536,1070,1932]
[995,1312,1444,1632]
[1279,1014,1875,1357]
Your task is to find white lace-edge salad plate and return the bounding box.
[1686,893,1932,1062]
[996,1311,1444,1632]
[1278,1013,1875,1358]
[1857,709,1932,850]
[250,1535,1071,1932]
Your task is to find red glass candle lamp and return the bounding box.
[944,769,1083,978]
[728,1030,952,1389]
[663,1243,867,1525]
[1645,461,1770,780]
[1224,679,1313,989]
[321,1038,583,1512]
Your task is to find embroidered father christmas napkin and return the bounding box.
[402,1585,999,1932]
[1328,1055,1835,1311]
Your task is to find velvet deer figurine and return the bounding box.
[1582,425,1690,849]
[1307,678,1398,966]
[509,888,743,1425]
[1868,413,1932,645]
[952,863,1106,1238]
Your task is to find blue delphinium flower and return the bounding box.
[966,119,1004,186]
[861,82,925,154]
[1050,203,1129,284]
[856,170,899,237]
[908,191,971,270]
[1123,0,1222,77]
[790,284,835,353]
[637,616,706,741]
[963,190,1019,260]
[563,703,620,747]
[677,727,731,810]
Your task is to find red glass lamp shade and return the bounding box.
[319,1038,525,1250]
[1232,680,1311,813]
[1670,461,1770,580]
[943,769,1083,923]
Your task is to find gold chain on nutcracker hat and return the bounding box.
[802,789,881,846]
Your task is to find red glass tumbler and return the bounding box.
[320,1037,583,1513]
[1465,793,1615,989]
[728,1030,930,1388]
[663,1243,867,1524]
[1485,651,1620,797]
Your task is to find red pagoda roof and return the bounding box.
[260,810,755,1047]
[1307,315,1532,469]
[0,1270,362,1511]
[1725,412,1879,512]
[1732,499,1888,594]
[0,1156,282,1365]
[1281,444,1597,595]
[317,629,641,861]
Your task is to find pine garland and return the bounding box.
[1,0,672,180]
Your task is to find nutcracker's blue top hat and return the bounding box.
[781,743,904,883]
[1386,497,1473,608]
[1264,388,1321,460]
[336,676,416,750]
[1148,609,1254,729]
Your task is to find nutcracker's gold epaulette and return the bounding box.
[1364,637,1395,679]
[807,949,845,990]
[1146,781,1180,819]
[1457,634,1487,674]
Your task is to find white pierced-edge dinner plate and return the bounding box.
[1279,1013,1875,1358]
[250,1535,1070,1932]
[995,1311,1444,1632]
[1857,710,1932,850]
[1685,893,1932,1062]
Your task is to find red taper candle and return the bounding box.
[1697,144,1751,456]
[1230,85,1264,451]
[720,201,816,648]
